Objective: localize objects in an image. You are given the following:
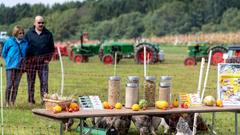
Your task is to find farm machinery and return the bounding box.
[135,41,164,64]
[68,33,165,64]
[225,45,240,63]
[0,31,8,45]
[184,42,227,65]
[98,41,134,64]
[98,40,164,64]
[67,33,102,63]
[52,42,69,60]
[0,31,9,55]
[69,43,101,63]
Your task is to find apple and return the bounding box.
[68,108,73,112]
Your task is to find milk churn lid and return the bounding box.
[127,76,139,81]
[144,76,156,81]
[109,76,121,81]
[160,76,172,81]
[126,83,138,88]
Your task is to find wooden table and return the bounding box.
[32,106,240,135]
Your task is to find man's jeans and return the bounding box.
[27,63,49,104]
[5,69,22,104]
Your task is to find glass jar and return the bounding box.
[108,76,121,106]
[159,76,172,104]
[144,76,156,107]
[125,83,139,108]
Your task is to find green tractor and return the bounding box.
[69,33,164,64]
[98,41,134,64]
[134,41,164,64]
[69,43,101,63]
[184,42,227,66]
[98,40,164,64]
[68,33,102,63]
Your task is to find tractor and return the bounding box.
[52,42,69,60]
[225,45,240,63]
[69,33,165,64]
[68,33,102,63]
[184,42,227,66]
[99,40,164,64]
[69,43,101,63]
[98,41,134,64]
[134,41,164,64]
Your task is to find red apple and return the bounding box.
[68,108,73,112]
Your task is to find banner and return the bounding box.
[218,63,240,106]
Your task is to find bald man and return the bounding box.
[25,15,54,106]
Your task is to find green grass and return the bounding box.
[0,45,239,134]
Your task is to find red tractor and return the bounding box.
[225,45,240,63]
[52,42,69,60]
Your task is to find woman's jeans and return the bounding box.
[5,69,23,104]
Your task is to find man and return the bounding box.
[25,16,54,105]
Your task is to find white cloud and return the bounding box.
[1,0,82,7]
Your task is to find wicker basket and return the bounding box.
[43,98,71,111]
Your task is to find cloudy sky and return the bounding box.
[1,0,82,7]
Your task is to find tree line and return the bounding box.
[1,0,240,41]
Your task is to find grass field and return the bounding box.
[0,45,239,135]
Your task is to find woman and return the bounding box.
[2,25,28,107]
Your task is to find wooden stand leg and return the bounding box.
[235,112,238,135]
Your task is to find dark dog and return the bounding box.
[94,116,132,135]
